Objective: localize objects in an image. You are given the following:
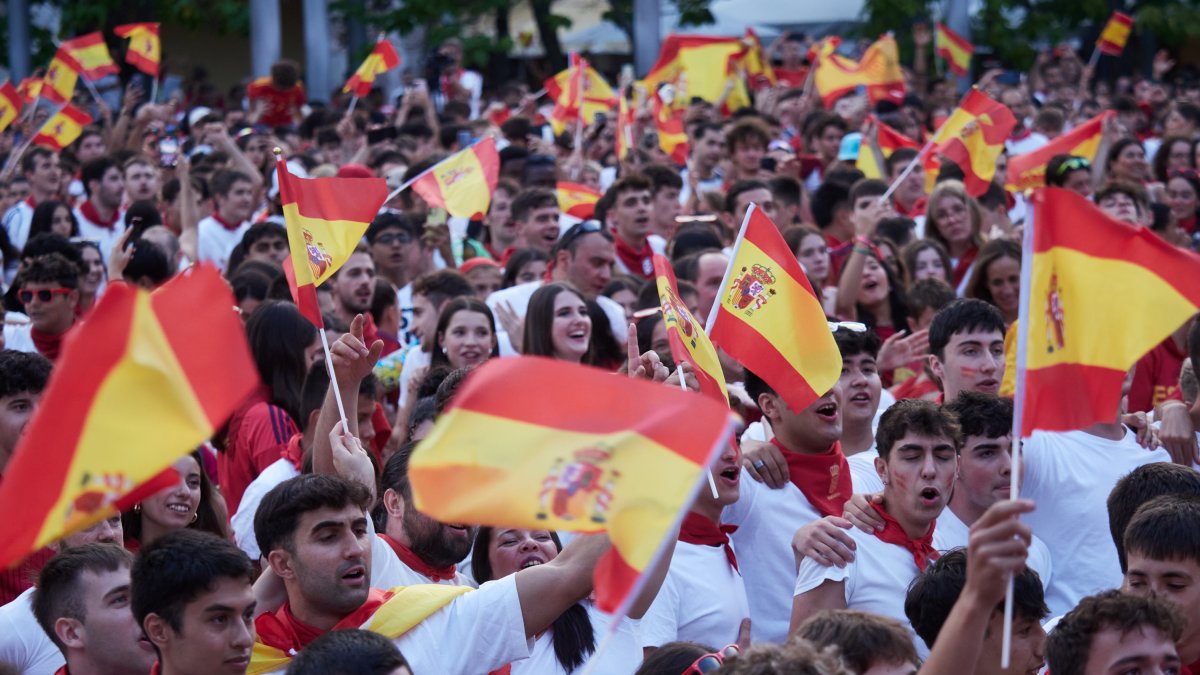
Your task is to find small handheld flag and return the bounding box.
[32,104,93,151]
[114,23,161,77]
[61,33,119,81]
[409,137,500,221]
[0,81,21,135]
[934,23,974,78]
[1096,12,1134,57]
[343,38,401,98]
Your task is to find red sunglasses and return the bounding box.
[18,288,73,304]
[683,644,741,674]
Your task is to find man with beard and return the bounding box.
[329,248,377,329]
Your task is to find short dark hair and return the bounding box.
[928,299,1005,362]
[511,187,558,224]
[123,238,172,287]
[906,277,956,318]
[633,642,714,675]
[210,169,254,198]
[288,628,408,674]
[768,175,803,209]
[0,349,52,400]
[834,327,881,360]
[605,173,654,205]
[365,212,421,245]
[299,360,331,430]
[254,474,373,556]
[18,252,80,290]
[80,157,118,198]
[794,609,918,673]
[21,147,54,176]
[411,269,474,309]
[848,178,888,205]
[875,399,962,461]
[885,147,920,176]
[34,543,133,652]
[640,164,683,194]
[724,118,771,153]
[240,222,287,250]
[804,112,848,142]
[1107,463,1200,571]
[1094,181,1148,216]
[811,181,850,229]
[944,392,1012,442]
[1125,495,1200,571]
[370,278,397,324]
[501,248,550,288]
[724,179,769,215]
[1045,590,1183,675]
[131,530,254,633]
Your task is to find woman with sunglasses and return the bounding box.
[1164,168,1200,236]
[1045,154,1095,198]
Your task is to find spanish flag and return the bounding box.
[0,266,257,570]
[654,255,728,405]
[41,48,81,105]
[32,104,93,151]
[1019,188,1200,436]
[409,356,738,614]
[61,33,118,81]
[410,137,500,221]
[858,116,919,180]
[813,34,905,107]
[934,23,974,78]
[18,77,43,104]
[930,88,1016,196]
[1006,111,1112,192]
[546,54,617,135]
[652,90,689,166]
[114,22,161,77]
[342,37,401,98]
[615,89,634,162]
[705,205,841,414]
[740,28,777,91]
[0,81,21,135]
[556,182,601,219]
[277,157,388,328]
[1096,11,1134,57]
[641,35,753,112]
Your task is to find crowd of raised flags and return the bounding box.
[0,7,1199,674]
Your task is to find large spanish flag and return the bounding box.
[33,104,93,151]
[41,48,81,105]
[1096,11,1134,57]
[277,157,388,328]
[546,54,617,135]
[61,33,118,81]
[654,255,728,405]
[409,356,738,614]
[342,37,401,97]
[858,116,919,179]
[641,34,753,112]
[813,34,905,108]
[1006,111,1112,192]
[0,266,257,570]
[935,23,974,77]
[0,81,21,135]
[652,90,689,166]
[706,205,841,413]
[114,23,161,77]
[556,182,601,219]
[930,88,1016,196]
[411,137,500,221]
[1019,188,1200,436]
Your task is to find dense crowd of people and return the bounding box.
[1,24,1200,675]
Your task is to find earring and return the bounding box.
[133,503,141,514]
[191,512,198,524]
[441,346,448,355]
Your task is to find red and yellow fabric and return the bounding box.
[0,81,21,135]
[615,90,634,162]
[930,88,1016,197]
[858,116,919,179]
[32,104,92,151]
[813,34,905,108]
[1020,188,1200,436]
[707,206,841,414]
[411,136,500,221]
[17,77,43,104]
[342,38,401,97]
[40,48,81,105]
[740,28,777,91]
[1096,12,1134,57]
[546,54,617,135]
[654,255,728,405]
[808,37,841,65]
[61,33,118,81]
[1006,111,1112,192]
[277,157,388,328]
[934,23,974,77]
[641,35,753,113]
[0,267,257,570]
[556,182,601,219]
[652,90,689,166]
[408,356,738,614]
[113,23,160,77]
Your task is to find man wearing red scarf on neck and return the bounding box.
[607,175,662,282]
[73,157,127,264]
[791,400,959,659]
[12,253,80,363]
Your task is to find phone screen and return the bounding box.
[159,138,179,167]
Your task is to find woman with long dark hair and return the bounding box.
[428,296,498,371]
[28,200,79,240]
[965,239,1021,327]
[925,180,986,293]
[523,283,593,365]
[123,451,228,550]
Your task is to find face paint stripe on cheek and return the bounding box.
[959,367,978,378]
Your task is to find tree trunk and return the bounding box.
[530,0,565,71]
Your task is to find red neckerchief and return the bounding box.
[499,246,517,267]
[78,200,120,229]
[893,195,927,218]
[256,588,390,654]
[951,246,979,287]
[869,502,939,572]
[150,664,159,675]
[211,211,243,231]
[30,326,70,362]
[1180,214,1197,235]
[377,534,458,582]
[53,667,68,675]
[613,235,654,280]
[24,195,37,209]
[771,439,852,518]
[282,433,303,471]
[679,512,739,572]
[1183,658,1200,675]
[1009,126,1031,142]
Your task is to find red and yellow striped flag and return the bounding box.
[0,81,21,135]
[556,181,601,219]
[1006,111,1112,192]
[408,356,738,614]
[411,137,500,221]
[857,116,919,179]
[706,205,841,413]
[32,104,93,151]
[930,88,1016,196]
[740,28,777,91]
[41,48,81,105]
[1096,11,1134,57]
[0,266,257,569]
[654,254,728,404]
[17,77,42,104]
[277,157,388,328]
[813,34,905,107]
[546,54,617,135]
[1020,188,1200,435]
[641,34,753,112]
[114,22,160,77]
[935,23,974,77]
[652,89,689,166]
[342,38,401,97]
[61,33,118,81]
[615,89,634,162]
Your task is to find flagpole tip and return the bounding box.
[272,147,283,158]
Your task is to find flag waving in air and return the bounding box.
[934,23,974,77]
[1019,188,1200,435]
[857,116,919,180]
[654,255,728,405]
[556,182,602,219]
[114,23,161,77]
[40,48,81,105]
[545,54,616,134]
[706,205,841,414]
[652,88,689,166]
[343,38,401,97]
[0,81,21,135]
[0,266,258,569]
[61,33,119,81]
[408,356,739,615]
[813,34,905,107]
[33,104,93,151]
[410,137,500,220]
[930,88,1016,196]
[1006,111,1112,192]
[1096,11,1134,57]
[277,156,388,328]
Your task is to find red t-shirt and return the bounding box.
[219,388,298,514]
[0,546,53,605]
[246,77,306,128]
[774,67,808,88]
[1127,337,1187,413]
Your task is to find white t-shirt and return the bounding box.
[397,346,431,409]
[678,167,725,205]
[847,447,884,494]
[486,281,626,357]
[3,200,35,253]
[933,506,1054,591]
[196,215,250,273]
[0,586,64,675]
[513,603,641,675]
[395,282,416,347]
[370,533,475,589]
[793,525,931,658]
[73,203,126,265]
[231,457,299,561]
[639,540,750,649]
[3,312,35,354]
[1021,428,1171,616]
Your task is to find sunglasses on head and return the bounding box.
[828,320,868,333]
[1169,168,1200,181]
[1055,156,1090,176]
[19,288,72,304]
[556,220,606,250]
[683,644,742,674]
